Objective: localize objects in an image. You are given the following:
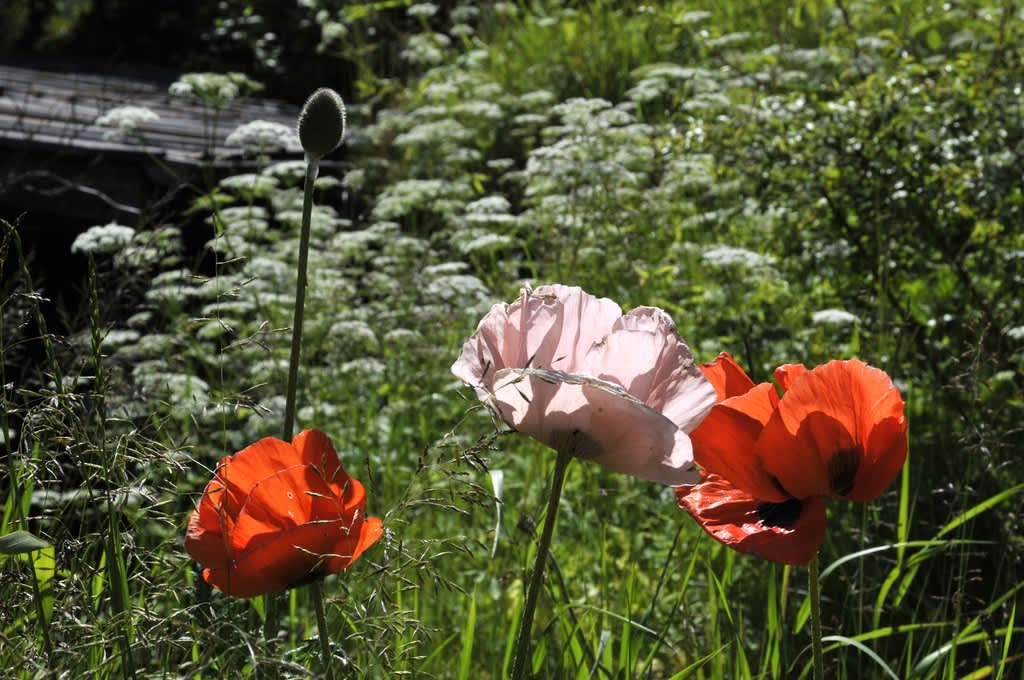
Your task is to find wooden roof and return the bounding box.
[0,63,300,167]
[0,62,307,222]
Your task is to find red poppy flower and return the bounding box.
[185,429,383,598]
[677,353,907,564]
[676,474,827,565]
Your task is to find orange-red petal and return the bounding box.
[755,360,906,501]
[324,515,384,574]
[700,352,756,401]
[691,382,787,502]
[773,363,808,392]
[184,429,382,598]
[677,474,826,565]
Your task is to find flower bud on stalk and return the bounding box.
[297,87,346,158]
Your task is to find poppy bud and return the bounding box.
[298,87,346,158]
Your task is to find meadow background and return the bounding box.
[1,1,1023,677]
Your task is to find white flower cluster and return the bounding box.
[219,173,279,197]
[169,72,258,107]
[71,222,136,255]
[702,245,773,269]
[372,178,472,220]
[811,309,860,326]
[94,106,159,139]
[401,32,451,67]
[225,120,302,154]
[407,2,438,18]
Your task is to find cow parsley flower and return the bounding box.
[811,309,860,326]
[71,223,136,255]
[225,120,301,154]
[94,106,159,139]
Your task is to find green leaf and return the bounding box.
[0,530,51,555]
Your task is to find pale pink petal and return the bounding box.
[451,286,623,398]
[531,285,623,373]
[582,306,716,432]
[491,368,701,485]
[451,300,515,398]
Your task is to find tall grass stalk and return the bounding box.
[87,256,136,680]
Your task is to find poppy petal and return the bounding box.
[773,363,808,393]
[451,285,623,397]
[291,429,343,480]
[581,306,716,433]
[203,520,344,598]
[757,360,905,500]
[691,383,788,502]
[846,415,907,501]
[184,482,231,570]
[214,437,303,519]
[291,429,367,516]
[324,515,384,574]
[677,474,826,565]
[757,409,854,500]
[700,352,756,400]
[491,367,701,485]
[186,430,381,598]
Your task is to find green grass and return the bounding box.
[2,0,1023,677]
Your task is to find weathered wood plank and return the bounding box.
[0,62,307,221]
[0,63,300,165]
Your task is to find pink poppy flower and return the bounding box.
[452,284,717,485]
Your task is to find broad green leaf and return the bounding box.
[0,530,51,555]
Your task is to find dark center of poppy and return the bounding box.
[828,448,861,496]
[756,497,804,529]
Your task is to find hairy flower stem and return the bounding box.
[311,580,334,679]
[809,554,824,680]
[283,154,320,441]
[510,449,572,680]
[265,153,320,642]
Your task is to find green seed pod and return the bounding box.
[297,88,346,157]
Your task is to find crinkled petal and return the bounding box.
[773,363,808,393]
[849,415,907,501]
[492,368,700,485]
[701,352,756,400]
[677,475,826,565]
[202,520,344,598]
[214,437,302,519]
[691,383,787,502]
[757,411,848,499]
[184,482,231,571]
[451,285,622,396]
[756,360,906,501]
[324,516,384,574]
[583,307,716,433]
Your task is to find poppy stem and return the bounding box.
[311,580,334,678]
[265,154,320,642]
[510,449,572,680]
[808,553,824,680]
[282,153,320,441]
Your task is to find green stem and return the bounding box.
[282,154,320,441]
[809,553,824,680]
[266,154,320,642]
[510,450,572,680]
[312,580,334,679]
